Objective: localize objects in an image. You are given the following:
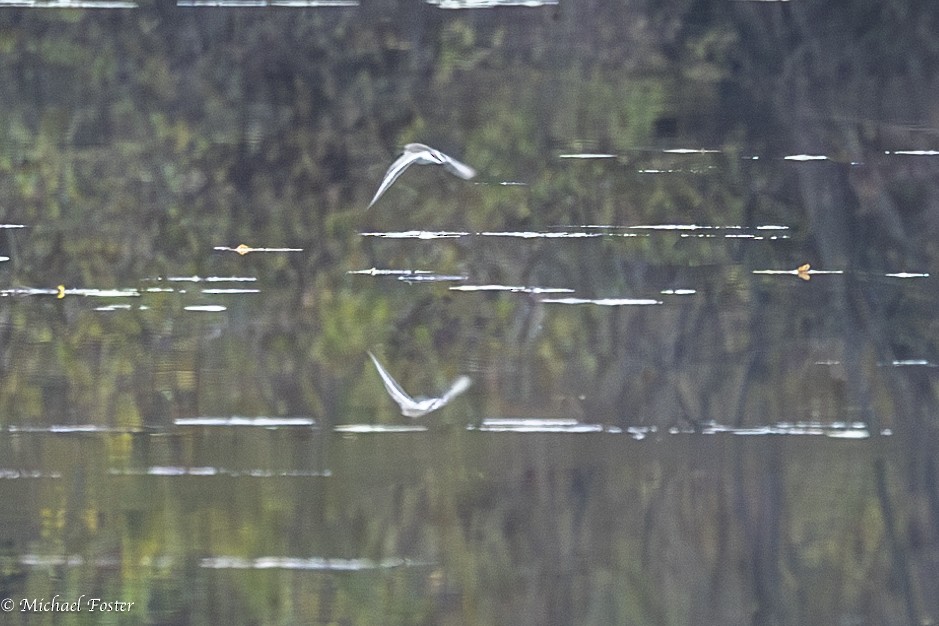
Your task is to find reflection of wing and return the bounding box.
[440,156,477,180]
[368,351,420,412]
[440,376,472,405]
[368,352,472,418]
[367,150,425,209]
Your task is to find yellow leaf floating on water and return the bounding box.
[796,263,811,281]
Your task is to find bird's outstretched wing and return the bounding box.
[440,155,476,180]
[368,149,425,209]
[367,144,476,208]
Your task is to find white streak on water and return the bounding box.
[428,0,557,7]
[213,246,304,253]
[450,284,575,294]
[0,469,62,479]
[162,275,257,282]
[784,154,829,161]
[885,150,939,156]
[0,287,57,296]
[826,430,870,439]
[0,287,142,298]
[752,269,843,276]
[692,420,874,438]
[470,418,607,433]
[201,556,425,570]
[70,288,140,297]
[347,268,432,276]
[7,424,141,433]
[175,417,316,426]
[539,297,662,306]
[0,1,137,6]
[629,224,714,230]
[662,148,721,154]
[360,231,468,239]
[334,424,428,433]
[180,0,356,6]
[398,274,467,283]
[558,153,617,159]
[880,359,935,367]
[109,467,331,477]
[478,231,603,238]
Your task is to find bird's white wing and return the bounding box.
[440,155,477,180]
[367,150,425,208]
[368,352,420,413]
[440,375,472,405]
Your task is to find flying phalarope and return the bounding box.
[367,351,472,417]
[368,143,477,208]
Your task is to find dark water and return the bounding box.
[0,1,938,624]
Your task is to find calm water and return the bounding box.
[0,1,938,624]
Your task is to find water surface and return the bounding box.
[0,1,937,624]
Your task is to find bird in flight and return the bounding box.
[368,143,477,208]
[367,351,472,417]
